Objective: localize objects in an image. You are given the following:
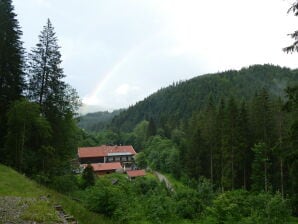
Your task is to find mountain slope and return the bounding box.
[110,64,298,131]
[78,109,123,132]
[0,164,113,224]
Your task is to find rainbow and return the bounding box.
[81,32,163,110]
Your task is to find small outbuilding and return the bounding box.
[126,169,146,180]
[81,162,122,175]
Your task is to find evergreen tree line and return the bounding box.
[78,86,298,215]
[110,64,298,133]
[183,88,297,194]
[139,87,298,215]
[0,0,80,182]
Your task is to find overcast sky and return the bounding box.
[13,0,298,113]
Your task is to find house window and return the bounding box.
[122,157,127,161]
[108,157,114,162]
[127,156,131,161]
[115,157,120,161]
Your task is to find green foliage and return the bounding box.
[81,164,96,189]
[85,180,121,217]
[145,193,176,224]
[0,164,114,224]
[251,142,271,192]
[147,117,157,138]
[20,200,61,223]
[144,136,180,175]
[134,176,158,195]
[51,174,79,194]
[78,109,123,132]
[204,190,292,224]
[0,0,25,160]
[174,188,202,219]
[133,120,149,151]
[135,152,148,169]
[111,65,298,132]
[283,2,298,53]
[16,19,82,180]
[5,99,52,172]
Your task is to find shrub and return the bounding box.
[51,174,79,193]
[81,164,95,189]
[203,190,292,224]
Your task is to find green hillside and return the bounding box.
[111,64,298,131]
[0,164,113,224]
[78,109,123,132]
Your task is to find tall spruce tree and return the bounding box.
[251,88,275,146]
[28,19,67,113]
[251,142,271,192]
[284,85,298,214]
[216,98,226,191]
[237,101,252,189]
[0,0,25,158]
[224,97,239,190]
[200,96,217,183]
[27,19,80,178]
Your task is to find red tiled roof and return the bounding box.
[82,162,122,171]
[127,169,146,177]
[78,145,136,158]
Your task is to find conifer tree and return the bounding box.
[147,117,157,138]
[284,1,298,52]
[28,19,67,113]
[200,96,217,183]
[251,88,275,146]
[82,164,96,189]
[27,19,80,177]
[251,142,271,192]
[216,98,226,191]
[185,126,206,180]
[223,97,239,190]
[0,0,25,157]
[237,101,252,189]
[284,85,298,214]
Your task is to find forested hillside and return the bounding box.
[83,64,298,218]
[2,0,298,223]
[78,109,123,132]
[111,64,298,132]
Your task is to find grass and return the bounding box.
[20,200,61,223]
[0,165,44,197]
[0,163,114,224]
[162,173,188,191]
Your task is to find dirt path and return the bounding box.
[154,171,174,192]
[0,196,38,224]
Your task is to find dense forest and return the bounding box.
[0,0,80,182]
[1,0,298,223]
[80,66,298,219]
[110,64,298,132]
[77,109,123,132]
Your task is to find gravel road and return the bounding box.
[154,171,174,192]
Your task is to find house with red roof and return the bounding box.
[78,145,137,175]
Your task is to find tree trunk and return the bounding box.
[210,148,213,183]
[232,147,234,190]
[243,167,246,189]
[281,158,284,198]
[20,122,26,172]
[264,159,268,192]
